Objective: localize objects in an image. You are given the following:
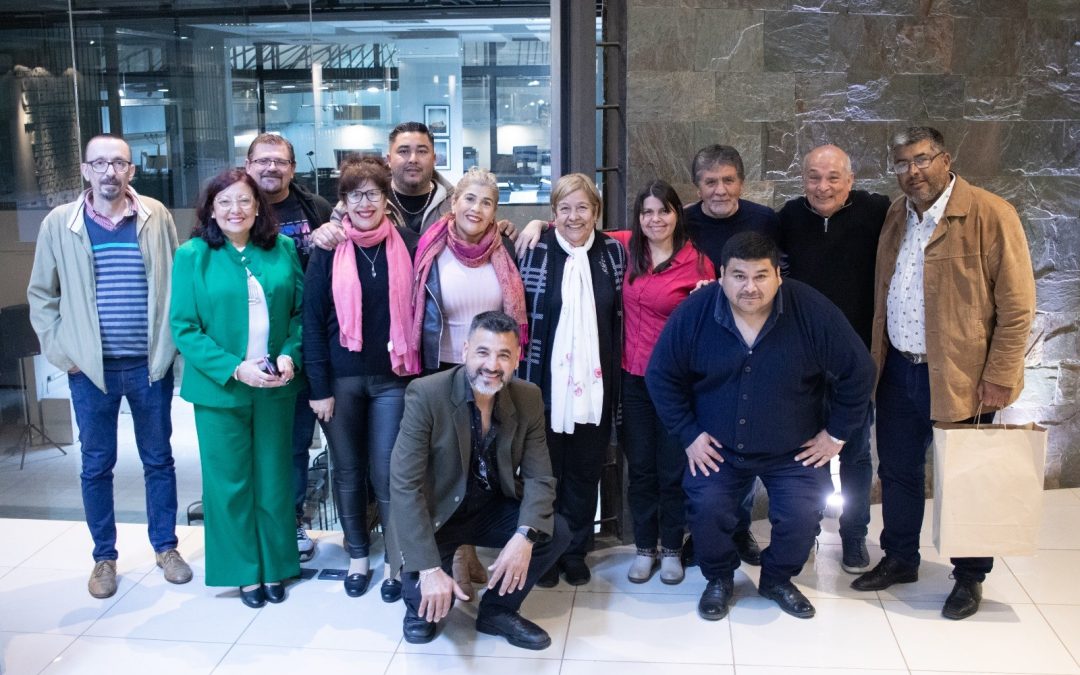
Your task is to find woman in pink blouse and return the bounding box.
[609,180,715,585]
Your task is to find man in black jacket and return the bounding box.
[776,144,890,575]
[246,133,333,562]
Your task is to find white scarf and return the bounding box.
[549,228,605,433]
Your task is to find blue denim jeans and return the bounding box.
[876,346,993,581]
[68,361,178,561]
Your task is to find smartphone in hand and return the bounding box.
[259,355,280,377]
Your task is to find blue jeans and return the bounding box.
[320,375,406,559]
[291,384,317,520]
[876,346,993,582]
[685,453,830,587]
[68,361,178,561]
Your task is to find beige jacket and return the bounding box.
[870,175,1036,422]
[27,190,179,393]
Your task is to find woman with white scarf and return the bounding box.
[517,173,626,587]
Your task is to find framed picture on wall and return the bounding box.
[433,139,450,170]
[424,105,450,136]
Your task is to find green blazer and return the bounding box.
[389,366,556,573]
[170,234,303,407]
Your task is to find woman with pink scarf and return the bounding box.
[409,166,528,598]
[303,156,419,601]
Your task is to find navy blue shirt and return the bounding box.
[684,199,780,269]
[645,278,874,467]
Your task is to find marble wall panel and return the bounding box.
[692,9,764,73]
[1023,77,1080,121]
[949,18,1023,76]
[964,77,1026,121]
[794,73,850,120]
[627,121,697,187]
[628,8,697,72]
[796,121,892,177]
[1028,0,1080,20]
[998,121,1080,177]
[763,121,799,179]
[846,0,920,15]
[627,71,716,122]
[692,120,767,180]
[885,15,954,74]
[714,72,797,121]
[930,0,1029,18]
[763,11,847,73]
[1018,18,1079,78]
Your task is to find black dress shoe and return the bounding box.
[560,558,591,586]
[697,578,734,621]
[850,557,918,592]
[681,535,696,568]
[535,564,559,588]
[402,614,436,644]
[264,582,286,604]
[381,578,402,603]
[942,579,982,620]
[733,530,762,566]
[759,581,816,619]
[344,571,372,597]
[476,608,551,650]
[239,585,266,609]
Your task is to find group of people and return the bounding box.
[26,119,1035,651]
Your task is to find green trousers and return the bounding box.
[194,394,301,587]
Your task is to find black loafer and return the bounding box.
[535,564,559,588]
[476,608,551,650]
[759,581,816,619]
[560,558,591,586]
[264,582,285,604]
[344,571,372,597]
[698,578,734,621]
[733,530,762,566]
[942,579,982,620]
[851,557,918,592]
[239,585,266,609]
[381,578,402,603]
[402,614,436,644]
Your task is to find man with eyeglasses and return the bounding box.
[245,133,333,563]
[28,133,192,599]
[850,126,1035,621]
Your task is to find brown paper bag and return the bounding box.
[932,421,1047,558]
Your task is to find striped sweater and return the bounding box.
[83,210,149,358]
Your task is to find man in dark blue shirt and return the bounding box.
[646,232,874,621]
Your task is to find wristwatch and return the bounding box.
[516,525,539,543]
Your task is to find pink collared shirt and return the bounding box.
[83,188,138,232]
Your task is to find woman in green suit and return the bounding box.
[171,168,303,608]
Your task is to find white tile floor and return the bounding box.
[1,489,1078,675]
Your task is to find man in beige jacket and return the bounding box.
[851,126,1036,621]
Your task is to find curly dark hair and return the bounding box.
[192,168,279,250]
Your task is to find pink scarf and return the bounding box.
[333,214,419,375]
[410,214,529,353]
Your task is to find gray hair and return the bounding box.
[691,144,745,185]
[890,126,946,155]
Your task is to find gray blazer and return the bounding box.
[389,365,556,572]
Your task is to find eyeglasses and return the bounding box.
[249,158,294,168]
[345,189,384,204]
[85,159,132,173]
[892,151,944,175]
[214,196,256,211]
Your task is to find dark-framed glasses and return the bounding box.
[892,151,944,175]
[345,189,384,204]
[85,159,132,173]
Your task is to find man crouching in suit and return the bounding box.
[390,310,570,649]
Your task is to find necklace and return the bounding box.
[357,242,381,277]
[390,182,435,216]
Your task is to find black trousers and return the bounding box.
[546,415,611,560]
[401,496,570,619]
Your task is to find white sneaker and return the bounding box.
[297,526,316,562]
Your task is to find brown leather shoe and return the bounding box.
[88,560,117,599]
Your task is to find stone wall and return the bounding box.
[626,0,1080,486]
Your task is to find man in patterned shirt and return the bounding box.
[851,126,1036,620]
